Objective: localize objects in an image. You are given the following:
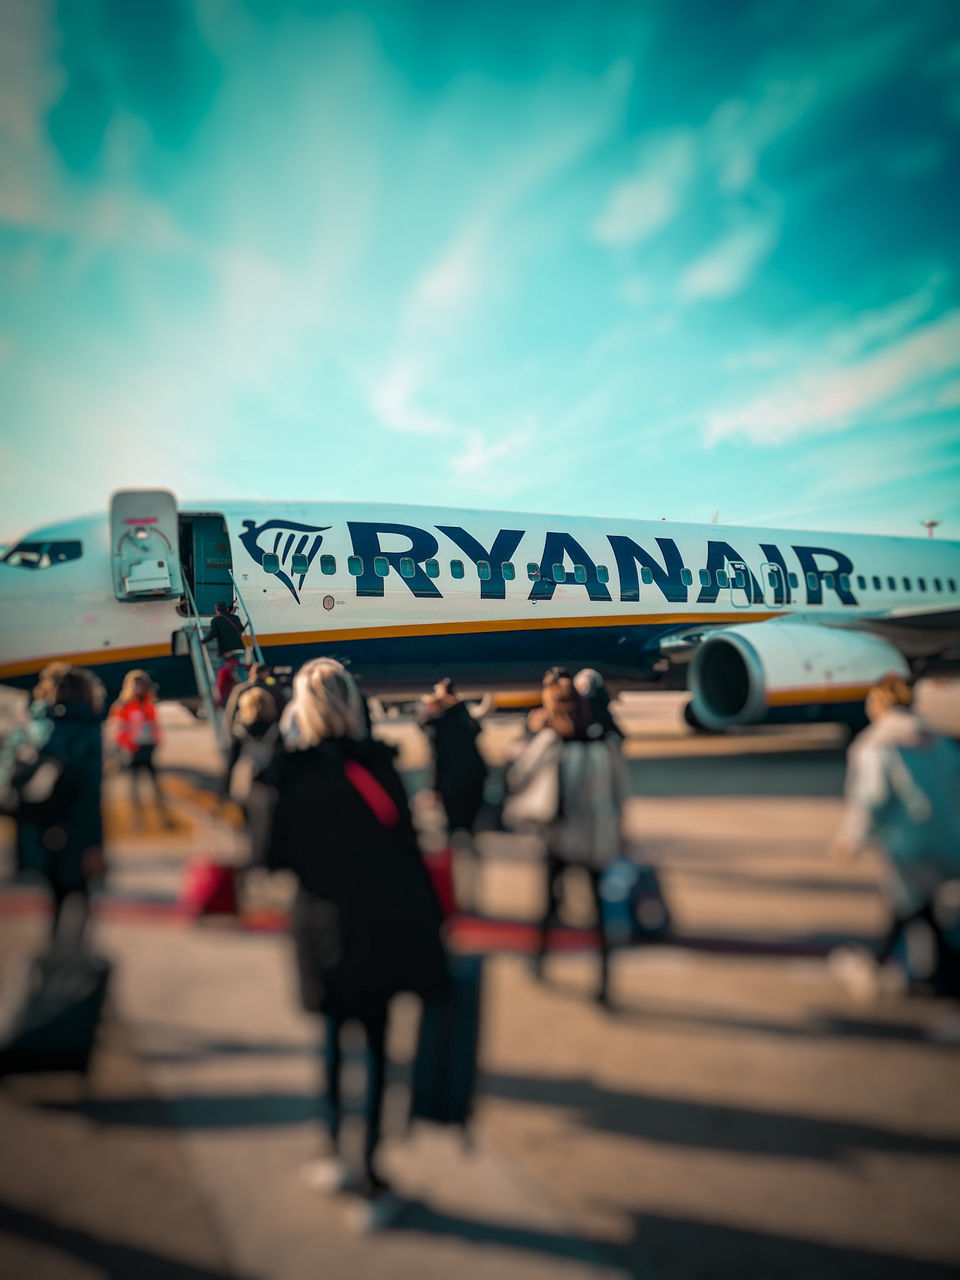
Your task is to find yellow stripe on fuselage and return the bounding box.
[0,610,783,681]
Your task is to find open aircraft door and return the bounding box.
[110,489,182,601]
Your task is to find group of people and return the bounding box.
[3,652,959,1218]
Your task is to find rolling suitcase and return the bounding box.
[0,945,112,1076]
[410,954,483,1130]
[601,857,671,944]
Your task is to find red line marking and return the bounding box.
[124,517,159,524]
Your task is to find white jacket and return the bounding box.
[505,729,627,870]
[838,708,960,910]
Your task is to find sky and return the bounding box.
[1,0,959,540]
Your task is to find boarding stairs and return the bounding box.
[177,573,265,755]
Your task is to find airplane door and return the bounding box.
[760,560,786,608]
[181,515,234,616]
[728,560,753,609]
[110,489,182,601]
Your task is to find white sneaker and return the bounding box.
[350,1191,404,1233]
[829,947,880,1002]
[300,1157,350,1194]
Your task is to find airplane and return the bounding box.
[1,488,958,732]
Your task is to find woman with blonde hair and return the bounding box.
[832,674,960,1001]
[109,669,171,828]
[249,658,447,1213]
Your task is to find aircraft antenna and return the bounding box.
[922,519,940,539]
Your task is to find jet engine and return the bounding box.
[687,620,909,731]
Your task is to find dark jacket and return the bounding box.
[203,613,245,657]
[422,702,487,795]
[12,702,104,892]
[248,736,448,1018]
[586,688,622,740]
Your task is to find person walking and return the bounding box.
[110,670,172,829]
[831,674,960,1005]
[573,668,622,739]
[419,678,488,837]
[222,686,281,809]
[222,662,286,732]
[202,600,245,665]
[248,658,447,1216]
[1,663,106,940]
[506,668,627,1007]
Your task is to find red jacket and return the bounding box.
[111,696,161,755]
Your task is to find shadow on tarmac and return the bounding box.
[0,1200,236,1280]
[47,1073,960,1161]
[478,1072,960,1162]
[620,1211,960,1280]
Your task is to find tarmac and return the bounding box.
[1,685,960,1279]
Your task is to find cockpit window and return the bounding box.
[2,540,82,570]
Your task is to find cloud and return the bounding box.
[706,78,819,194]
[825,278,943,360]
[592,131,695,247]
[369,358,456,438]
[707,308,960,444]
[679,217,780,300]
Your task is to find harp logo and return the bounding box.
[239,519,331,603]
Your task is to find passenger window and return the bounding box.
[768,572,778,588]
[840,574,851,592]
[425,558,439,578]
[716,570,729,588]
[573,564,588,584]
[903,577,911,591]
[262,553,280,575]
[872,576,881,590]
[823,573,835,590]
[291,553,309,575]
[806,571,818,591]
[918,578,927,592]
[374,556,389,578]
[477,560,492,580]
[733,569,745,589]
[399,557,415,579]
[450,560,465,579]
[934,578,942,592]
[347,555,363,577]
[641,566,654,585]
[320,554,336,575]
[3,539,83,569]
[527,562,541,581]
[788,572,799,589]
[596,564,609,584]
[680,568,693,587]
[887,576,896,591]
[699,569,711,587]
[552,563,565,583]
[856,575,865,590]
[950,579,958,592]
[502,562,516,580]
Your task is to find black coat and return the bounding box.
[248,736,448,1018]
[13,703,104,892]
[204,613,244,657]
[422,703,486,793]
